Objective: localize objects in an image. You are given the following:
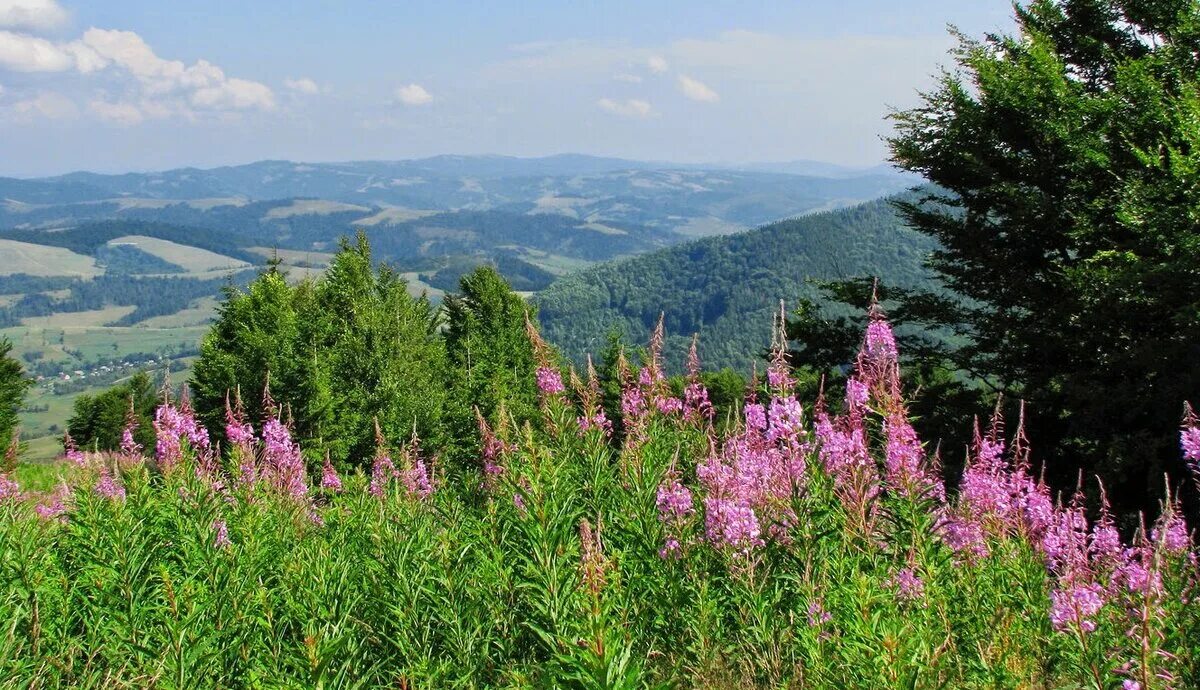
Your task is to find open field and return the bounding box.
[0,239,100,277]
[21,305,137,328]
[135,297,220,328]
[1,324,207,364]
[248,247,335,266]
[109,235,250,274]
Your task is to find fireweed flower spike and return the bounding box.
[63,432,87,467]
[260,403,307,500]
[1181,402,1199,481]
[368,418,397,498]
[401,425,433,500]
[0,434,21,502]
[225,389,257,486]
[683,335,715,424]
[320,452,343,493]
[525,311,565,398]
[575,356,613,436]
[766,301,796,395]
[212,520,231,549]
[94,462,126,501]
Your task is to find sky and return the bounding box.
[0,0,1016,177]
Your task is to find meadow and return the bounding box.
[1,310,1197,689]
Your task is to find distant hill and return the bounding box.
[0,155,913,236]
[534,196,938,373]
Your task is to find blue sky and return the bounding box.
[0,0,1015,176]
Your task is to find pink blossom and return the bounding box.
[212,520,231,549]
[1049,582,1105,634]
[261,416,307,500]
[891,567,925,602]
[656,477,694,523]
[0,473,20,503]
[368,451,396,498]
[702,497,762,552]
[94,465,125,501]
[63,433,87,467]
[535,367,565,396]
[320,458,343,493]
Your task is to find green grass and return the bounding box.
[11,457,65,492]
[1,325,207,364]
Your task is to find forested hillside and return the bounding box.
[536,196,937,371]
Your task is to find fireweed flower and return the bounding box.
[1049,581,1106,634]
[656,471,694,558]
[120,400,142,460]
[402,452,433,500]
[35,482,71,520]
[683,336,715,423]
[575,357,614,436]
[1182,402,1199,477]
[1151,503,1190,556]
[891,567,925,602]
[476,410,510,489]
[94,464,126,501]
[320,456,343,493]
[212,520,231,549]
[225,391,257,486]
[806,599,832,627]
[535,367,565,396]
[657,477,695,522]
[63,433,87,467]
[261,415,307,500]
[882,411,941,500]
[0,473,19,503]
[369,450,397,498]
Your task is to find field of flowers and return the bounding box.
[1,306,1198,689]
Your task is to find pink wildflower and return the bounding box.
[320,456,343,493]
[891,567,925,602]
[1049,582,1106,634]
[0,473,19,503]
[212,519,231,549]
[63,433,87,467]
[94,464,126,501]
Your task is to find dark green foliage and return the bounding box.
[186,263,311,444]
[93,243,185,275]
[191,235,448,468]
[441,266,541,465]
[0,339,30,449]
[0,271,255,328]
[421,253,558,292]
[66,371,157,453]
[535,198,938,373]
[858,0,1200,514]
[305,233,448,464]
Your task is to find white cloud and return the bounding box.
[0,25,276,117]
[88,98,143,125]
[0,0,68,32]
[284,77,320,95]
[7,90,76,120]
[613,73,642,83]
[677,74,719,103]
[597,97,652,118]
[395,83,432,106]
[646,54,668,74]
[191,77,274,110]
[0,29,74,71]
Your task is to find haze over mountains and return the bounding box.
[0,154,913,292]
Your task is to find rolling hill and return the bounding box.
[534,196,938,373]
